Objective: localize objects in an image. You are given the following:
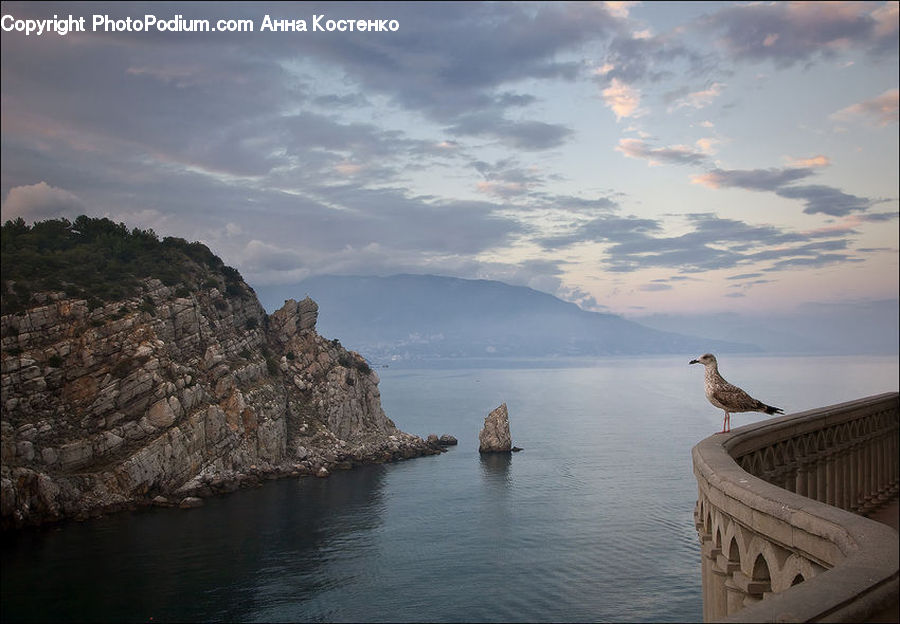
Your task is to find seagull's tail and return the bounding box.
[764,404,784,415]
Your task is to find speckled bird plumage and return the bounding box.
[689,353,783,433]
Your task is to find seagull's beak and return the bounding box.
[689,359,699,365]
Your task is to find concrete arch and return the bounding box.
[835,422,850,444]
[710,506,731,552]
[772,553,823,593]
[743,535,789,581]
[751,554,771,583]
[727,535,741,568]
[762,447,777,472]
[722,521,753,569]
[749,453,763,475]
[774,441,791,466]
[800,433,815,456]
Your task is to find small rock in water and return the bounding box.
[316,466,330,478]
[178,496,203,509]
[478,403,513,453]
[438,434,458,446]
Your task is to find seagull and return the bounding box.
[689,353,783,433]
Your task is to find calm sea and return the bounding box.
[2,354,898,623]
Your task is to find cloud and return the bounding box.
[603,2,640,20]
[691,167,814,191]
[669,82,725,110]
[691,165,877,216]
[616,138,709,166]
[699,1,899,67]
[538,211,859,275]
[449,115,573,150]
[285,2,616,144]
[640,282,673,292]
[241,239,308,273]
[557,284,604,311]
[727,273,763,281]
[0,1,614,186]
[695,138,719,155]
[602,78,643,120]
[784,155,830,168]
[765,253,864,271]
[598,28,714,86]
[0,0,894,308]
[774,185,873,216]
[1,182,86,222]
[871,2,900,40]
[831,89,899,126]
[860,211,900,222]
[538,214,662,250]
[472,159,548,199]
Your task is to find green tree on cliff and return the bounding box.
[1,215,247,315]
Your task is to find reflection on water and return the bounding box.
[2,356,897,623]
[1,467,390,623]
[479,451,512,480]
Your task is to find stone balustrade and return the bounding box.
[692,392,899,622]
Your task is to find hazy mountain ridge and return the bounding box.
[634,300,900,356]
[255,274,759,363]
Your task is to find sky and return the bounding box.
[1,1,898,317]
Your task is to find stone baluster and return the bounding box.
[864,433,876,510]
[875,436,884,498]
[841,445,852,510]
[805,455,818,501]
[709,550,734,621]
[816,450,828,503]
[794,458,808,497]
[890,425,899,486]
[722,567,744,616]
[837,448,849,509]
[731,570,771,609]
[855,439,867,511]
[825,450,837,506]
[700,536,719,622]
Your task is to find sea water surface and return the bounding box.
[2,354,898,623]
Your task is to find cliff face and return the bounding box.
[0,278,434,529]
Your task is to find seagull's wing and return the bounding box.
[710,382,766,413]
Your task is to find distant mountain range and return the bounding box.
[254,274,758,363]
[633,300,899,356]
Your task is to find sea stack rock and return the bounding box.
[478,403,512,453]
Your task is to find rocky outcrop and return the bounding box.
[425,434,457,450]
[478,403,512,453]
[1,280,437,529]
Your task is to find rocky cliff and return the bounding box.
[1,236,437,529]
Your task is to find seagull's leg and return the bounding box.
[721,412,727,433]
[726,412,731,433]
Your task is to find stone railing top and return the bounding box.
[692,392,899,622]
[722,392,899,461]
